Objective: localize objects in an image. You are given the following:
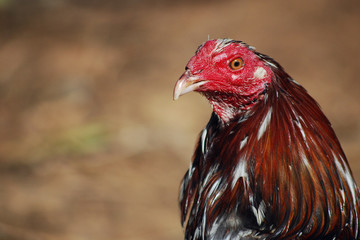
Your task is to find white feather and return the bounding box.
[239,136,248,150]
[201,128,208,154]
[232,158,248,189]
[251,200,266,226]
[257,107,272,140]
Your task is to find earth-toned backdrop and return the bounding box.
[0,0,359,239]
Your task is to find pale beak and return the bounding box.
[173,70,207,100]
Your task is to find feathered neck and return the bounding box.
[180,63,360,239]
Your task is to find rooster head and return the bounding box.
[174,39,273,121]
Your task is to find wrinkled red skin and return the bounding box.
[185,40,272,121]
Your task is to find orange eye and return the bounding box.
[229,58,244,70]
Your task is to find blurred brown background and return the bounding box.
[0,0,359,239]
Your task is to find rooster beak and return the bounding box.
[173,70,207,100]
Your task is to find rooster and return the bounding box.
[173,39,360,240]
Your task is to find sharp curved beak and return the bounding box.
[173,70,207,100]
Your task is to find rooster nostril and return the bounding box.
[193,69,203,74]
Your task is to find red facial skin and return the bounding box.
[184,40,273,121]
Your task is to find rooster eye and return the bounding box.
[229,58,244,70]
